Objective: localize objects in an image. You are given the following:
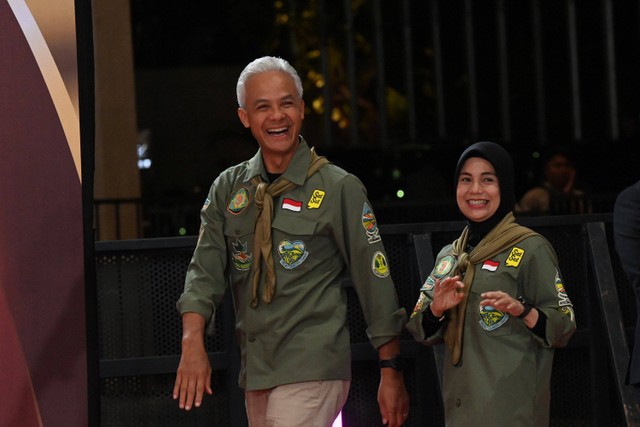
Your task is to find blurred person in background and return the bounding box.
[614,180,640,402]
[516,148,591,216]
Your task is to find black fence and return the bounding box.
[95,214,639,426]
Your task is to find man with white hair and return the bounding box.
[173,56,409,427]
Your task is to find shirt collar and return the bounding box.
[243,136,311,186]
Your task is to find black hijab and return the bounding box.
[454,141,516,245]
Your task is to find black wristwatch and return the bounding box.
[379,356,405,371]
[516,296,533,319]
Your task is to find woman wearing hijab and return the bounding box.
[406,141,576,426]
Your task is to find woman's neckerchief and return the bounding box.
[444,212,539,366]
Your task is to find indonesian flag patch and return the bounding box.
[282,198,302,212]
[482,259,499,272]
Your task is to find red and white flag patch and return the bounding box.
[482,259,499,272]
[282,198,302,212]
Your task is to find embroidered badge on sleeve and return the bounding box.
[411,292,428,317]
[227,187,250,214]
[434,255,455,279]
[422,276,436,291]
[362,202,382,244]
[371,251,390,278]
[555,270,575,321]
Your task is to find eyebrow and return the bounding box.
[251,94,297,106]
[459,171,497,177]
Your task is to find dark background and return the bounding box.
[128,0,640,237]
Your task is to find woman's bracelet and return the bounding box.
[425,304,446,324]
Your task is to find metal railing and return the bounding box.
[94,214,639,426]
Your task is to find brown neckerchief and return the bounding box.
[249,147,329,308]
[444,212,539,365]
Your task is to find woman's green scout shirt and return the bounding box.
[408,235,576,426]
[178,139,407,390]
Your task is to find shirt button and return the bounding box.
[455,398,461,407]
[248,334,256,342]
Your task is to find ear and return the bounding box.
[237,108,250,128]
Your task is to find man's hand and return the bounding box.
[172,313,213,410]
[378,368,409,426]
[377,338,409,426]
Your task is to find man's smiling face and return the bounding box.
[237,70,304,162]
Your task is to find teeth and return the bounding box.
[468,200,487,206]
[268,127,287,134]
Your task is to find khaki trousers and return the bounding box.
[245,380,350,427]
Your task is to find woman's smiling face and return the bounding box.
[456,157,501,222]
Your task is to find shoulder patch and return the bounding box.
[411,292,428,318]
[227,187,250,214]
[362,202,382,244]
[434,255,456,279]
[422,276,436,291]
[555,270,573,307]
[371,251,390,278]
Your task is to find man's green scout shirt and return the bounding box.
[178,139,407,390]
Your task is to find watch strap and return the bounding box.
[516,296,533,319]
[379,356,404,371]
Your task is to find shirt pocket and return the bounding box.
[271,214,318,237]
[223,221,254,273]
[271,215,319,271]
[469,287,513,337]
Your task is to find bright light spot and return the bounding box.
[396,189,405,199]
[138,159,152,169]
[331,107,342,122]
[332,412,342,427]
[312,97,324,114]
[178,227,187,236]
[137,131,152,169]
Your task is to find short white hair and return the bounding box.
[236,56,303,108]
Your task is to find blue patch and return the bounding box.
[422,276,436,291]
[362,203,381,244]
[479,305,509,331]
[278,240,309,269]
